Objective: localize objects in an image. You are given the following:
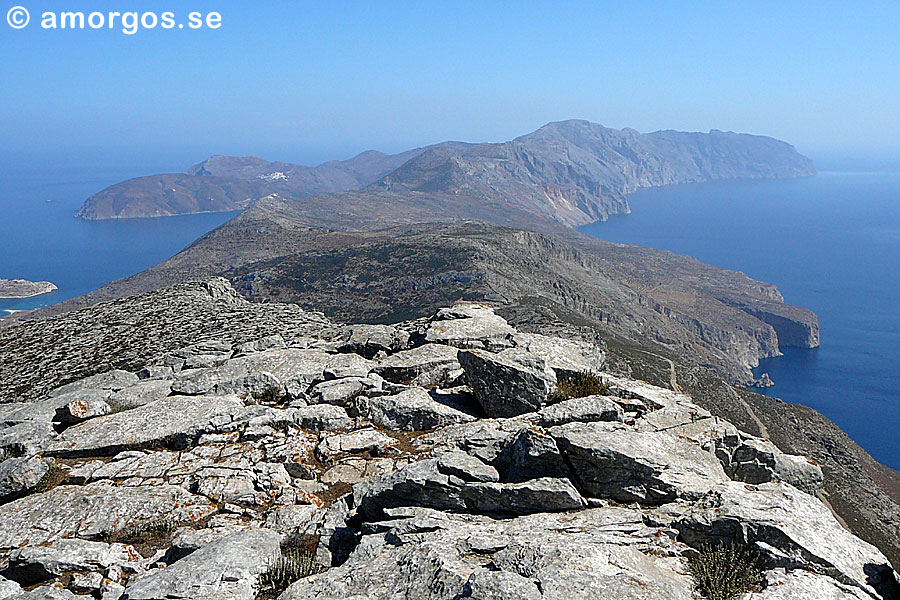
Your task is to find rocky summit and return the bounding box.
[0,295,895,599]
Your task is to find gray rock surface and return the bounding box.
[6,539,141,584]
[551,422,729,503]
[351,387,475,431]
[0,482,215,549]
[45,395,248,457]
[458,349,556,417]
[0,457,48,502]
[675,481,899,599]
[122,528,281,600]
[537,395,624,426]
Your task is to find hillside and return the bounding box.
[76,120,814,223]
[0,285,895,598]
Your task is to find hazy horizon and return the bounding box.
[3,1,899,174]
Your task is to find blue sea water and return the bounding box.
[0,163,236,314]
[580,172,900,470]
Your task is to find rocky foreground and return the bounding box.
[0,300,895,599]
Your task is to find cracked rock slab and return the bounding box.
[0,482,216,550]
[44,395,248,457]
[123,528,281,600]
[551,421,729,504]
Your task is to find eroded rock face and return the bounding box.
[123,528,281,600]
[458,349,556,417]
[0,301,892,600]
[0,482,215,550]
[551,422,730,504]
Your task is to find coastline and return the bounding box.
[0,279,58,299]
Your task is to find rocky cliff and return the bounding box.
[0,285,894,599]
[76,120,814,223]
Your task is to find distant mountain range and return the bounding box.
[76,120,815,223]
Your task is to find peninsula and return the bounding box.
[0,278,57,299]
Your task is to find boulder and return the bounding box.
[333,324,410,358]
[676,481,899,599]
[495,428,568,483]
[315,428,398,463]
[45,395,248,457]
[372,344,461,386]
[0,457,49,502]
[424,304,515,350]
[351,388,476,431]
[537,395,624,427]
[49,370,138,397]
[355,459,583,519]
[108,380,173,410]
[5,539,141,584]
[292,405,352,431]
[282,507,693,600]
[0,482,216,549]
[307,377,377,407]
[435,451,499,483]
[123,528,281,600]
[746,569,871,599]
[510,332,606,377]
[54,397,111,425]
[550,422,729,503]
[458,350,556,417]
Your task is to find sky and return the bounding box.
[1,0,899,172]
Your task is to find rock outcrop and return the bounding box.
[0,301,892,599]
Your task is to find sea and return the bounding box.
[1,164,898,470]
[580,172,900,470]
[0,163,236,314]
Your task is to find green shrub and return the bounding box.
[257,534,322,599]
[552,371,609,401]
[689,543,765,600]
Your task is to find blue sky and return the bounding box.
[1,0,899,170]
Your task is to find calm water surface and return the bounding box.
[0,164,236,313]
[580,172,900,469]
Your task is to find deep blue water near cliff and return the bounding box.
[0,164,236,314]
[581,172,900,470]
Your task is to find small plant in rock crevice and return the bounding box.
[688,542,766,600]
[551,370,610,402]
[256,533,323,599]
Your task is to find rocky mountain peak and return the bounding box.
[0,292,894,599]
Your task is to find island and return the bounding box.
[0,278,58,299]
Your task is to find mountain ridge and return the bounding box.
[75,120,814,223]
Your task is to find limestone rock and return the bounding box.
[282,507,693,600]
[458,349,556,417]
[511,331,606,376]
[292,404,352,431]
[108,380,173,410]
[6,539,141,584]
[332,324,410,358]
[315,428,398,463]
[0,482,215,549]
[50,370,139,398]
[537,395,624,427]
[122,528,281,600]
[351,387,475,431]
[0,457,49,502]
[45,395,248,457]
[54,397,111,426]
[372,344,461,386]
[424,304,515,350]
[676,481,898,599]
[551,422,729,503]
